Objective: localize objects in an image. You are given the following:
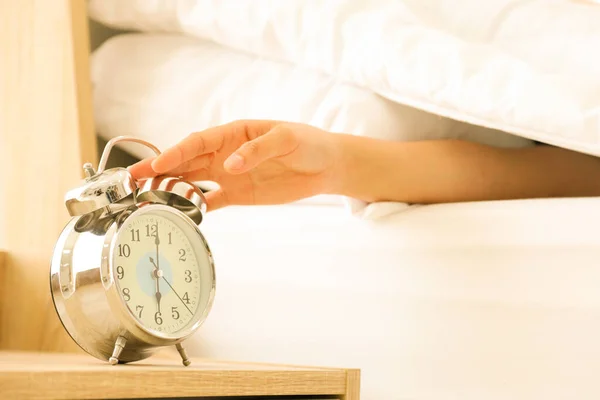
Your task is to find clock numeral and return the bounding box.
[168,232,172,245]
[122,288,131,301]
[136,305,144,318]
[116,266,124,280]
[154,312,163,325]
[184,270,192,283]
[179,249,187,262]
[171,307,180,320]
[130,229,140,242]
[118,244,131,258]
[145,224,157,238]
[182,292,190,305]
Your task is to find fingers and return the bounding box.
[128,157,157,180]
[168,153,214,176]
[129,154,213,180]
[151,124,230,174]
[204,189,229,211]
[223,125,298,174]
[133,120,282,177]
[152,120,280,173]
[129,160,227,211]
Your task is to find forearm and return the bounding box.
[330,134,600,204]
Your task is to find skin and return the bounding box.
[128,120,600,211]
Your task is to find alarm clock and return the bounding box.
[50,136,216,366]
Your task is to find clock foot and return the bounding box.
[108,336,127,365]
[176,343,191,367]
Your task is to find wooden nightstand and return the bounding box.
[0,351,360,400]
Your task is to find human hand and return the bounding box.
[128,120,341,211]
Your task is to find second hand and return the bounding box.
[161,277,193,315]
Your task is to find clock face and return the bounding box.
[111,207,213,337]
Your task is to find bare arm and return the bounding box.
[331,134,600,204]
[130,120,600,210]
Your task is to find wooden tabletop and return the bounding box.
[0,351,360,399]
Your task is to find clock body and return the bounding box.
[50,202,216,364]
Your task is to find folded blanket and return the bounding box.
[89,0,600,156]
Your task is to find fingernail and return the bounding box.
[224,153,244,170]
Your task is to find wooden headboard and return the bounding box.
[0,0,99,352]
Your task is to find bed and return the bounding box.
[3,1,599,399]
[84,1,600,399]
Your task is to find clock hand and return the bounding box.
[154,222,161,314]
[156,290,162,313]
[149,257,162,314]
[161,276,193,315]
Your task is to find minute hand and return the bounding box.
[154,223,161,313]
[162,277,193,315]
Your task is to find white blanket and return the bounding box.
[89,0,600,156]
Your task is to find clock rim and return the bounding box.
[103,203,216,346]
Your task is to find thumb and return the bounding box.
[223,125,298,174]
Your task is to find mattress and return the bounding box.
[186,197,600,400]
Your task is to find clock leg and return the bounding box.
[176,343,191,367]
[108,336,127,365]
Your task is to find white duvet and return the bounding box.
[89,0,600,156]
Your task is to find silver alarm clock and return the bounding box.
[50,136,216,366]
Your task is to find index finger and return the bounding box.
[127,157,157,180]
[151,123,233,174]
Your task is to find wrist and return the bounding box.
[327,133,407,203]
[325,133,372,201]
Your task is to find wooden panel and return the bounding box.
[343,369,361,400]
[0,0,97,352]
[70,0,97,166]
[0,251,4,346]
[0,351,356,399]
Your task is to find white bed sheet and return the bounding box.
[188,197,600,400]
